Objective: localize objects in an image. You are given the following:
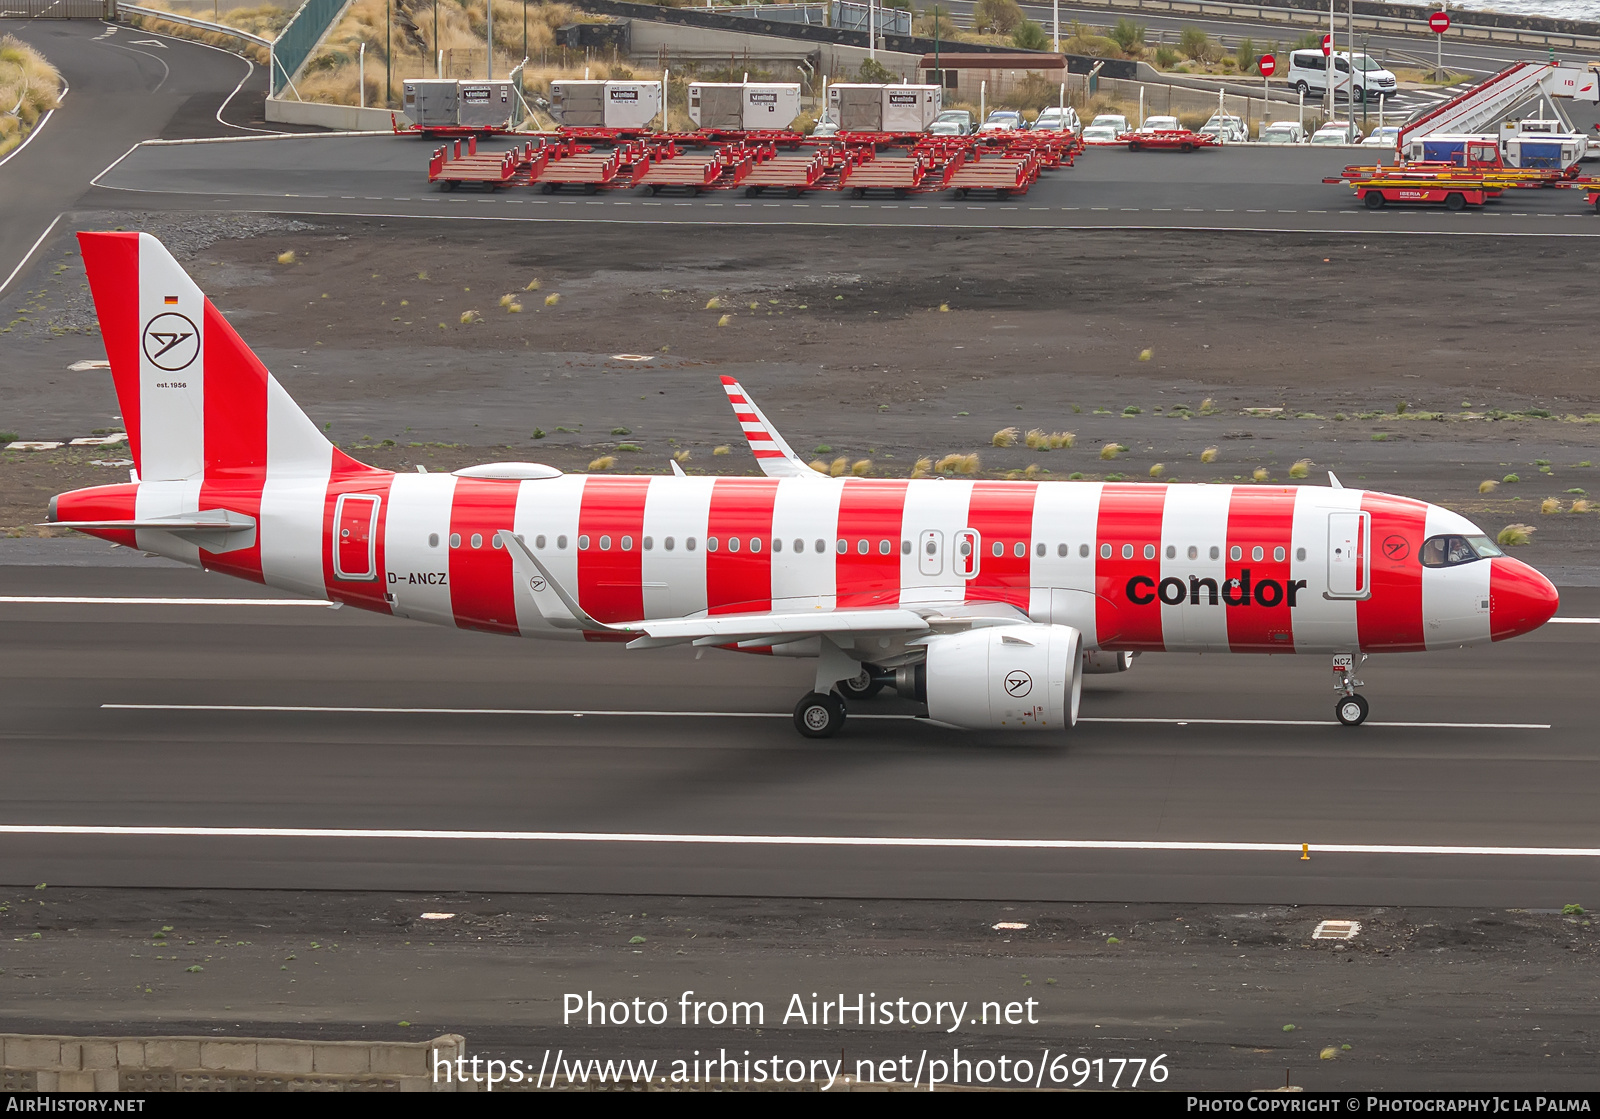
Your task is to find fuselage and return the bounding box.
[52,470,1560,655]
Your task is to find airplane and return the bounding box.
[47,232,1560,737]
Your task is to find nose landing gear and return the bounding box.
[1333,653,1369,726]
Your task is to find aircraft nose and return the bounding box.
[1489,556,1560,641]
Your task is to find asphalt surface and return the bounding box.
[0,18,269,299]
[85,133,1600,236]
[2,555,1596,905]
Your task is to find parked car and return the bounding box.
[1288,49,1398,103]
[1310,122,1357,145]
[1363,125,1401,148]
[928,109,976,137]
[1029,106,1081,134]
[811,112,840,137]
[1088,113,1129,134]
[1258,120,1307,144]
[1137,115,1180,133]
[1080,124,1123,144]
[979,110,1024,132]
[1200,114,1249,143]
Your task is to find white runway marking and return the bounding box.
[1549,618,1600,624]
[0,824,1592,859]
[4,597,330,606]
[99,704,1550,729]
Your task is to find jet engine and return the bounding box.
[897,624,1083,730]
[1082,650,1134,673]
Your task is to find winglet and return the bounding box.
[720,377,817,479]
[499,530,637,634]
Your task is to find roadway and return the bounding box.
[83,133,1600,236]
[2,558,1596,906]
[0,17,271,300]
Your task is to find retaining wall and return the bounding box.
[0,1032,465,1092]
[265,96,413,130]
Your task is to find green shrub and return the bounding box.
[973,0,1024,34]
[1108,18,1146,53]
[1011,19,1048,50]
[1178,25,1209,59]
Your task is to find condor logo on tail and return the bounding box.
[1128,570,1309,608]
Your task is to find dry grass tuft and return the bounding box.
[992,427,1019,448]
[712,445,731,456]
[672,450,691,463]
[1023,428,1046,449]
[1541,497,1563,515]
[809,459,830,474]
[1571,499,1596,513]
[1138,348,1152,362]
[0,35,62,158]
[851,459,873,476]
[543,293,561,307]
[1289,458,1313,479]
[1199,397,1216,414]
[498,294,515,309]
[1149,463,1165,478]
[1099,443,1122,461]
[910,456,934,478]
[459,309,481,324]
[716,314,731,327]
[587,455,616,471]
[825,456,847,477]
[1200,446,1219,464]
[1252,467,1269,483]
[1497,523,1536,547]
[938,303,949,312]
[1478,479,1498,494]
[935,453,979,475]
[956,453,980,474]
[704,297,722,310]
[1049,431,1075,449]
[524,279,540,291]
[277,250,296,265]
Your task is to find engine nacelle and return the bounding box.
[913,624,1083,731]
[1082,650,1134,674]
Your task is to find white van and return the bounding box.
[1287,50,1397,104]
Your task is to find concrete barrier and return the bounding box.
[1,1032,465,1092]
[265,96,414,132]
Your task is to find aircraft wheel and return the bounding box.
[836,665,884,702]
[794,692,847,738]
[1364,190,1385,209]
[1335,694,1370,727]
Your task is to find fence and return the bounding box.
[269,0,351,95]
[0,0,114,17]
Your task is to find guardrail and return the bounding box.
[116,3,272,47]
[1082,0,1600,55]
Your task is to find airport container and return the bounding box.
[549,79,663,129]
[688,82,802,130]
[1500,135,1585,170]
[402,78,459,128]
[1402,133,1499,166]
[456,80,517,129]
[825,84,941,132]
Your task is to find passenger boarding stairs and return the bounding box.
[1397,61,1599,147]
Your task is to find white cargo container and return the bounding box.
[549,79,663,129]
[688,82,802,130]
[825,83,941,133]
[456,80,516,129]
[403,79,459,128]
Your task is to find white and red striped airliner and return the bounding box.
[50,232,1559,736]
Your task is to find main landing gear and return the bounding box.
[792,657,890,738]
[1333,653,1370,726]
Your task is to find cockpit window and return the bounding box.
[1421,533,1500,567]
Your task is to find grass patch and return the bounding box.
[1252,467,1269,482]
[828,457,849,477]
[1541,497,1562,514]
[992,427,1019,448]
[910,456,934,478]
[1122,405,1141,416]
[712,445,731,456]
[851,459,873,476]
[1479,480,1498,494]
[935,453,980,475]
[459,310,481,325]
[1503,473,1520,484]
[1289,458,1313,479]
[616,443,641,453]
[277,250,296,265]
[1497,523,1536,547]
[672,450,690,464]
[1572,499,1596,514]
[1099,443,1123,461]
[587,455,616,471]
[1370,433,1388,442]
[1200,446,1219,464]
[1148,463,1165,478]
[544,293,561,307]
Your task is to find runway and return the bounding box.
[2,556,1595,906]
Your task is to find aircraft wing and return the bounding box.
[499,530,1013,648]
[719,376,819,479]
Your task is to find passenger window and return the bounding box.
[857,539,869,555]
[686,537,696,551]
[1210,546,1220,560]
[1144,544,1156,560]
[1274,546,1285,562]
[428,533,439,548]
[1230,545,1242,561]
[772,538,782,553]
[1121,544,1133,560]
[879,539,891,555]
[728,537,740,553]
[1187,545,1198,560]
[1058,543,1068,557]
[836,539,847,554]
[1296,547,1306,561]
[902,539,912,555]
[491,534,504,549]
[535,534,546,549]
[643,536,653,550]
[707,537,719,552]
[1100,543,1112,559]
[450,533,461,548]
[992,541,1004,557]
[1252,546,1263,562]
[664,536,674,550]
[748,537,760,554]
[1166,545,1176,559]
[621,535,633,551]
[1037,542,1047,558]
[557,535,568,550]
[1080,544,1090,558]
[598,535,611,551]
[577,535,589,550]
[470,533,482,549]
[814,539,825,553]
[1014,542,1026,558]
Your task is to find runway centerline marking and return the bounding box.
[98,704,1551,729]
[0,824,1591,859]
[1548,618,1600,624]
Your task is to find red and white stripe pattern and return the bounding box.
[56,231,1558,661]
[721,377,811,478]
